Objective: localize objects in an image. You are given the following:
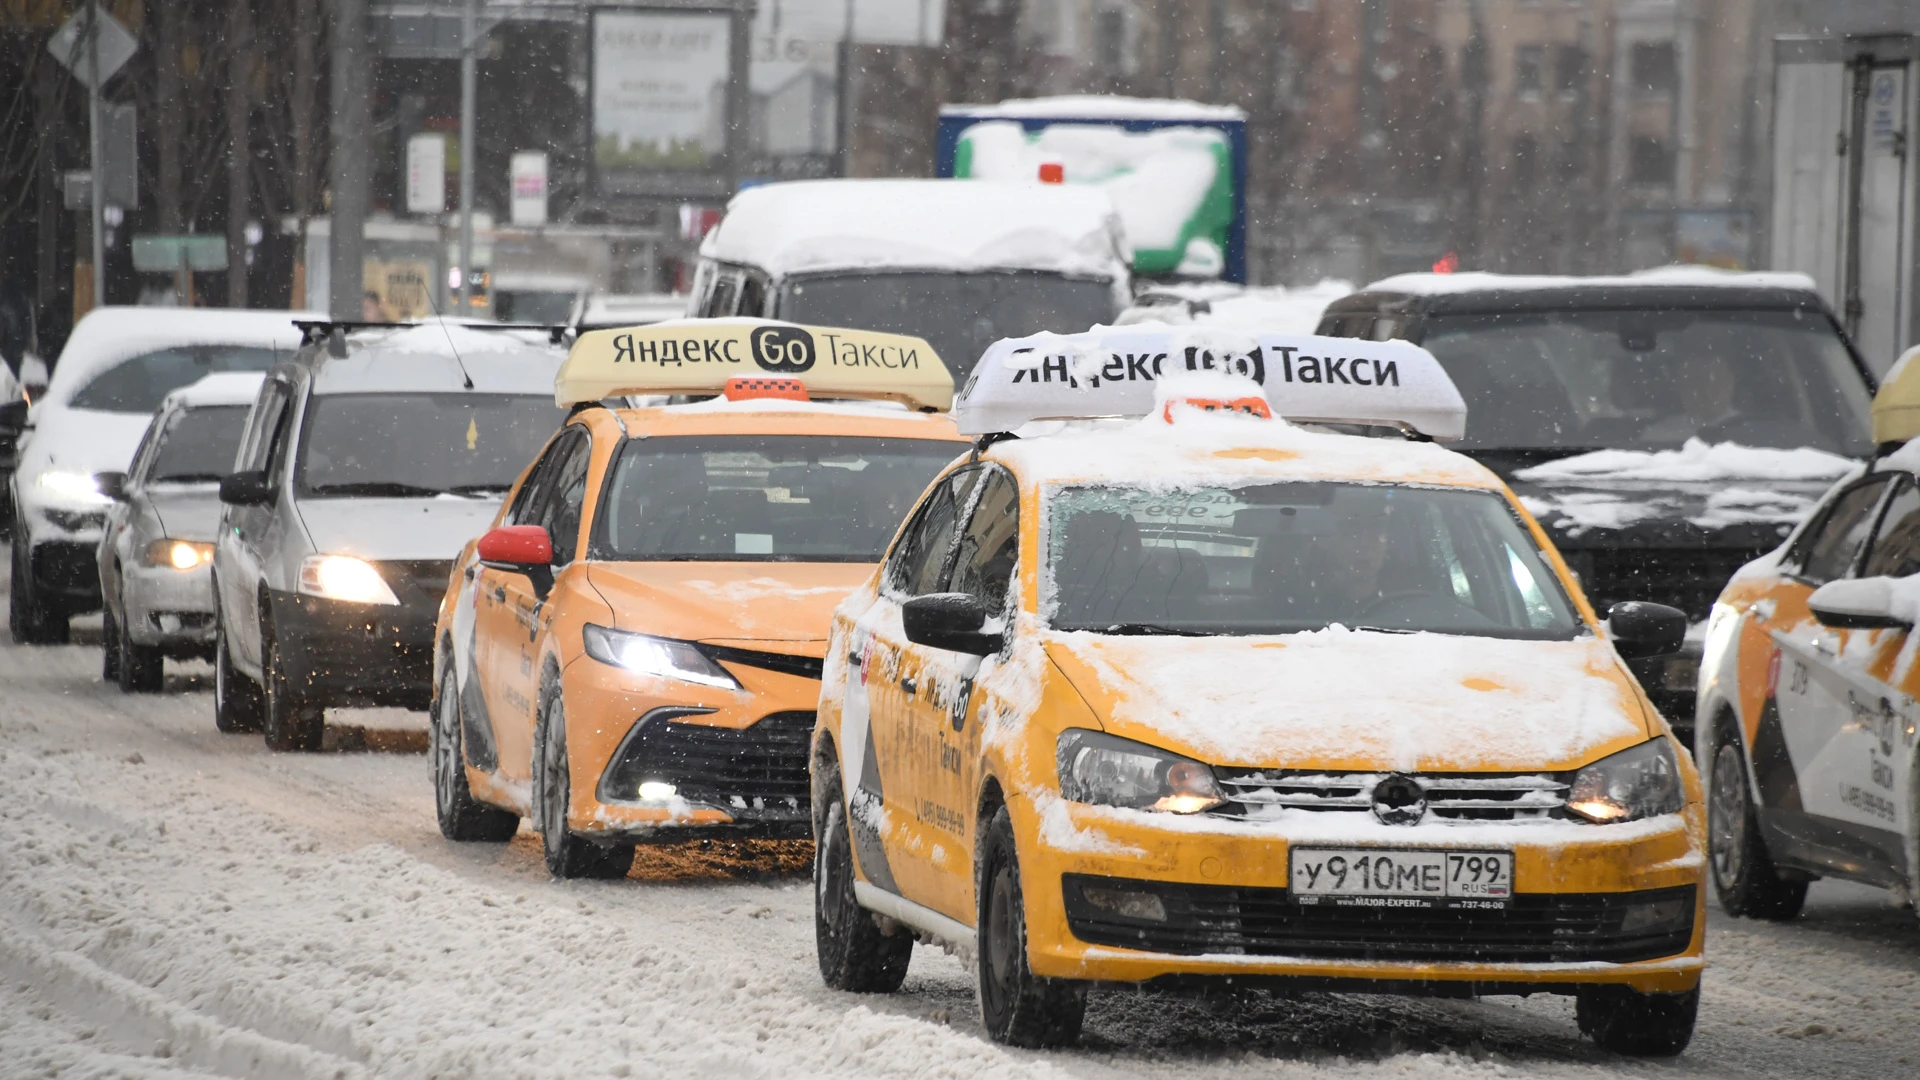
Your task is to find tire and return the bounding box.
[433,664,519,843]
[976,805,1086,1048]
[213,625,264,733]
[814,772,912,992]
[1576,983,1699,1056]
[9,535,69,645]
[532,691,633,880]
[1707,720,1807,920]
[101,604,121,682]
[261,631,323,752]
[115,598,163,693]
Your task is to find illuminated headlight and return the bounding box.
[582,623,741,689]
[1057,729,1225,814]
[637,781,678,802]
[37,470,111,505]
[297,555,399,606]
[142,539,214,570]
[1567,739,1683,824]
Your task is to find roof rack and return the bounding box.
[291,320,570,347]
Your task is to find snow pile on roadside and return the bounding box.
[1514,439,1858,484]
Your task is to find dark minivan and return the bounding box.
[1317,271,1877,741]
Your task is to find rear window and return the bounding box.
[148,405,249,483]
[71,346,281,413]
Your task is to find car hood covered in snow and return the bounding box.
[587,562,875,651]
[294,497,505,561]
[15,408,153,501]
[1043,628,1656,774]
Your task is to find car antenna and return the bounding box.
[422,284,476,390]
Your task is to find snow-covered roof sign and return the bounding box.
[955,327,1465,440]
[940,96,1247,123]
[701,179,1129,281]
[556,317,952,411]
[1873,344,1920,446]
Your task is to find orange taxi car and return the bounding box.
[431,320,968,878]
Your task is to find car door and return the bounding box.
[1765,472,1899,865]
[847,466,979,906]
[217,379,292,675]
[102,414,163,616]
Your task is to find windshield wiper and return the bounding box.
[1085,622,1214,637]
[445,483,512,496]
[305,481,445,497]
[1349,625,1416,635]
[150,472,225,483]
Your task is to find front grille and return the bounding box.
[1213,771,1569,822]
[597,709,813,819]
[1574,546,1763,622]
[1063,875,1695,963]
[384,560,455,601]
[32,541,101,593]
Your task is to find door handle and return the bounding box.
[492,587,506,603]
[464,566,475,581]
[899,675,916,696]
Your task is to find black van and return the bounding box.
[1317,273,1878,741]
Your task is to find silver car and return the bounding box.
[95,372,265,692]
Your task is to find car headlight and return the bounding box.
[37,469,111,506]
[298,555,399,605]
[582,623,741,689]
[1057,729,1225,814]
[142,539,214,570]
[1566,739,1684,823]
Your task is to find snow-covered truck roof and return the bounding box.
[939,96,1247,122]
[44,307,319,408]
[1354,266,1822,299]
[699,179,1131,281]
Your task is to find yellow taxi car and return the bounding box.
[431,319,968,879]
[812,327,1708,1054]
[1695,346,1920,926]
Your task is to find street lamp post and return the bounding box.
[457,0,477,314]
[87,1,105,309]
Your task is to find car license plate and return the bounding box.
[1290,848,1512,909]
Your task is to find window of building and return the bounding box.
[1513,134,1538,188]
[1516,46,1544,97]
[1629,135,1674,185]
[1555,45,1588,96]
[1631,42,1677,96]
[1094,8,1125,72]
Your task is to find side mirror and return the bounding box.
[477,525,553,569]
[902,592,1002,656]
[94,471,127,502]
[1808,577,1913,631]
[1608,601,1688,660]
[218,470,276,507]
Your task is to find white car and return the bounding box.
[9,307,317,644]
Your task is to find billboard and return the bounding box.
[592,8,734,196]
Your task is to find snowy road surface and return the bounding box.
[3,575,1918,1078]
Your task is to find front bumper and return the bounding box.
[1011,798,1706,995]
[28,538,104,608]
[122,562,217,654]
[269,588,438,709]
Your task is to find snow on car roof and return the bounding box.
[164,371,266,410]
[940,96,1247,122]
[310,320,563,396]
[1360,265,1820,296]
[44,307,318,407]
[700,179,1130,280]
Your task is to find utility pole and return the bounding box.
[329,0,371,320]
[457,0,477,314]
[87,1,105,310]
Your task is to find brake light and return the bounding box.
[1160,396,1272,423]
[723,376,809,402]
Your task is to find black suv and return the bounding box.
[1318,273,1877,741]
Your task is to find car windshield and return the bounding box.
[595,434,961,562]
[70,346,281,413]
[1417,309,1873,455]
[1046,481,1583,639]
[296,393,565,498]
[777,271,1118,382]
[149,405,249,483]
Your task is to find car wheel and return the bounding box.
[261,631,323,752]
[976,804,1086,1048]
[532,691,633,880]
[1576,983,1699,1056]
[9,534,69,645]
[101,604,121,681]
[1707,719,1806,920]
[214,624,264,733]
[115,598,163,694]
[433,664,519,843]
[814,771,912,992]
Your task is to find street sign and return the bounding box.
[131,235,229,274]
[407,134,448,215]
[510,151,548,226]
[46,4,137,89]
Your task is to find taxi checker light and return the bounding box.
[724,376,809,402]
[954,328,1466,440]
[1161,396,1271,423]
[1872,343,1920,446]
[553,318,954,412]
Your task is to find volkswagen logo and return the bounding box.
[1371,773,1426,825]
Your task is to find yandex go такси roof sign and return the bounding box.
[555,317,954,411]
[954,327,1467,440]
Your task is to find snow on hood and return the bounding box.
[701,179,1130,281]
[587,562,875,647]
[296,497,504,562]
[1044,629,1652,774]
[15,409,153,500]
[1512,439,1858,485]
[1508,440,1860,536]
[143,485,225,543]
